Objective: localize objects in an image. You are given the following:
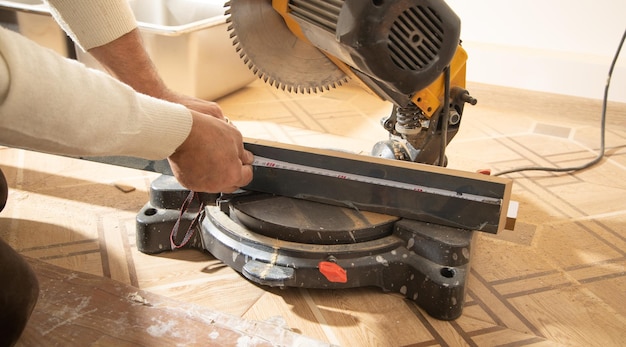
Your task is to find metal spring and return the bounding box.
[396,104,424,129]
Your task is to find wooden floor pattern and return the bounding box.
[2,81,626,346]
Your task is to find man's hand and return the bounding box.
[88,28,250,192]
[159,89,225,120]
[167,111,254,193]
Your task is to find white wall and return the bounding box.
[446,0,626,102]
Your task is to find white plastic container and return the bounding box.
[0,0,256,100]
[128,0,257,100]
[0,0,70,57]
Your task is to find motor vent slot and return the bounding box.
[389,5,444,71]
[289,0,343,33]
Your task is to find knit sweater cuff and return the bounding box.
[45,0,137,51]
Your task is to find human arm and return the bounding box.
[0,27,252,192]
[87,29,226,120]
[43,0,225,119]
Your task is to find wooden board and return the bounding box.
[83,138,513,234]
[244,138,513,233]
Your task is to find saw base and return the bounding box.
[136,175,475,320]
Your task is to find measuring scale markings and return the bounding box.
[252,156,501,205]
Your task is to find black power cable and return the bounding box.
[494,27,626,177]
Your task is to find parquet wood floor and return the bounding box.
[2,81,625,346]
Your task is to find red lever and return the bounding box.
[318,261,347,283]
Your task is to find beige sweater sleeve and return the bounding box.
[44,0,137,51]
[0,27,192,159]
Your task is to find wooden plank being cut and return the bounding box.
[243,138,513,234]
[79,138,513,233]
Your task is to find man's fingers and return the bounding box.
[220,163,252,193]
[241,149,254,165]
[239,163,254,187]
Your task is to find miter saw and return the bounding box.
[135,0,513,321]
[226,0,476,165]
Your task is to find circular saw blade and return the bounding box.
[225,0,348,93]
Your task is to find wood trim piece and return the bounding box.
[244,138,513,234]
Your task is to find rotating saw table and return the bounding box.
[135,139,513,320]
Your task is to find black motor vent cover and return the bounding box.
[289,0,461,99]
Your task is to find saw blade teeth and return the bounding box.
[225,0,348,95]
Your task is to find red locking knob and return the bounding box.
[318,261,347,283]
